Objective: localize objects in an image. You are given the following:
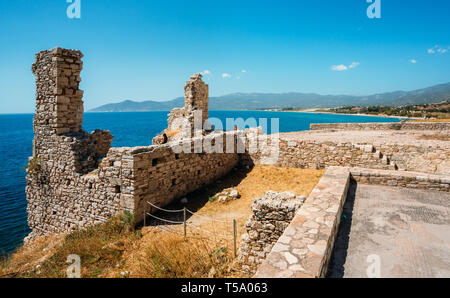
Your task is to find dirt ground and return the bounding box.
[144,165,324,252]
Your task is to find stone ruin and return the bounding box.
[25,47,448,242]
[26,47,243,238]
[153,73,210,144]
[238,191,306,273]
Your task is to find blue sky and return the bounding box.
[0,0,449,113]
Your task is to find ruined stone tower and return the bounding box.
[31,47,113,174]
[167,73,209,134]
[32,47,84,139]
[27,47,115,236]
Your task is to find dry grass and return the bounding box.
[419,133,450,141]
[114,228,243,278]
[1,166,323,278]
[0,234,65,278]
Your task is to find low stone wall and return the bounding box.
[254,167,351,278]
[244,137,397,171]
[238,191,305,273]
[310,122,450,131]
[350,167,450,192]
[374,144,449,174]
[27,131,240,236]
[127,132,240,223]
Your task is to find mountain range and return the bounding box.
[89,82,450,112]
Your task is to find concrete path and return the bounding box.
[327,184,450,278]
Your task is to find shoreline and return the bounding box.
[264,109,421,120]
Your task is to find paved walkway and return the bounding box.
[280,130,449,149]
[327,184,450,278]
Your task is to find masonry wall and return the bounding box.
[26,48,240,237]
[238,191,305,273]
[243,137,397,171]
[125,133,240,223]
[310,122,450,131]
[243,132,449,174]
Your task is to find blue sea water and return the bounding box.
[0,111,401,255]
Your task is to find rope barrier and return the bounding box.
[146,201,184,213]
[146,200,233,223]
[146,213,184,225]
[143,199,238,256]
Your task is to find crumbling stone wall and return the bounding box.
[238,191,305,273]
[167,73,209,133]
[243,137,397,171]
[26,48,239,237]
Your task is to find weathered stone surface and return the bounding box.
[26,48,240,238]
[254,167,351,278]
[238,191,305,273]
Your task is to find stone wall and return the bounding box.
[350,167,450,192]
[243,138,397,171]
[238,191,305,273]
[243,131,449,174]
[254,167,351,278]
[125,133,240,223]
[310,122,450,131]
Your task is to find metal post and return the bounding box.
[233,219,237,258]
[183,207,187,238]
[143,202,146,227]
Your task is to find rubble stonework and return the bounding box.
[238,191,305,272]
[243,131,449,174]
[26,48,239,237]
[167,73,209,134]
[25,47,449,239]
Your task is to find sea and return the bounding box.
[0,111,401,255]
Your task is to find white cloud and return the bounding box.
[222,73,232,78]
[428,45,448,54]
[201,70,211,75]
[331,64,348,71]
[331,62,360,71]
[241,70,247,73]
[409,59,417,64]
[349,62,360,69]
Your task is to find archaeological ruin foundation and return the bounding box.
[26,47,450,275]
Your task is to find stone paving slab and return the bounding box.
[327,184,450,278]
[254,166,350,278]
[279,130,449,149]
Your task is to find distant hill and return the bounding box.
[89,82,450,112]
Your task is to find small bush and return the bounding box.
[24,156,40,175]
